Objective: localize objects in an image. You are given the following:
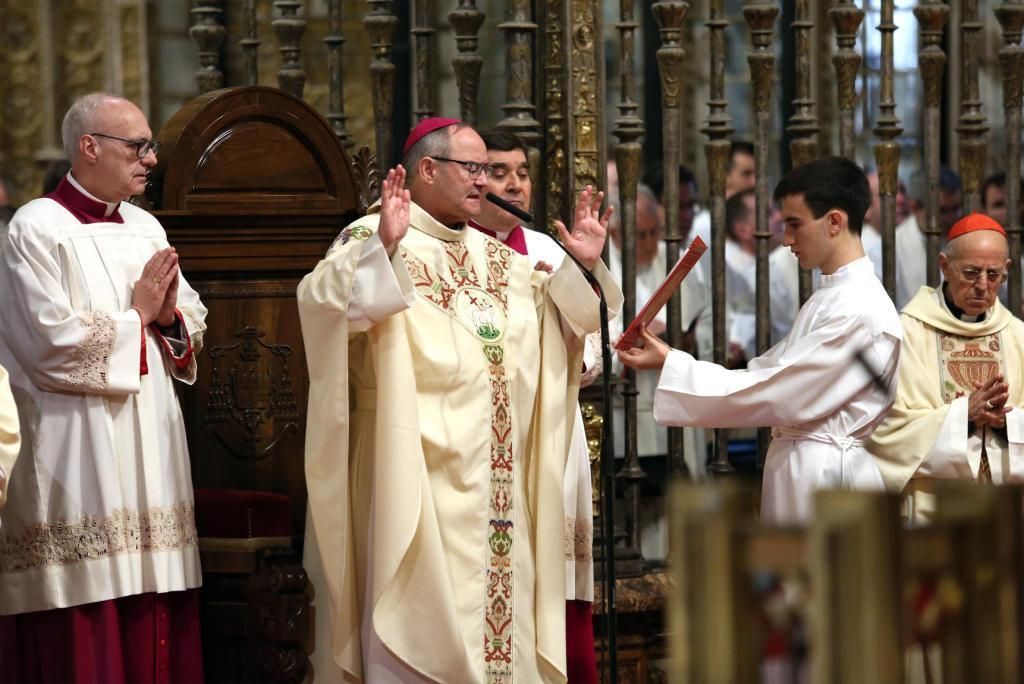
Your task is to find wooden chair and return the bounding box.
[149,85,375,682]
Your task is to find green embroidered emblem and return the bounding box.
[483,344,503,365]
[347,225,372,242]
[477,324,500,340]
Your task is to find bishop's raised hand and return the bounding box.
[379,165,411,257]
[555,185,613,271]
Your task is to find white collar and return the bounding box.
[819,255,874,288]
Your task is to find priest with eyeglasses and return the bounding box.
[869,213,1024,524]
[0,93,208,681]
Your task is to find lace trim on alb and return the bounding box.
[0,502,198,573]
[565,515,594,563]
[64,311,116,391]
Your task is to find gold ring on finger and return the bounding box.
[153,277,161,284]
[986,399,994,409]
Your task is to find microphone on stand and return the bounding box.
[484,191,620,683]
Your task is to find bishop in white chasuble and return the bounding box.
[299,120,620,684]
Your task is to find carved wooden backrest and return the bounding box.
[151,86,360,535]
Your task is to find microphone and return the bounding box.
[485,192,535,226]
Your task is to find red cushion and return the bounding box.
[194,488,292,539]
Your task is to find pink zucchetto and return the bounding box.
[402,117,462,156]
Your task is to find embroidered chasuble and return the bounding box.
[469,221,597,603]
[299,201,621,683]
[868,286,1024,522]
[0,177,207,615]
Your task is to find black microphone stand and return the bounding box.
[484,193,618,681]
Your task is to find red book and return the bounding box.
[614,236,708,350]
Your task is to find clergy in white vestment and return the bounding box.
[298,118,622,684]
[860,169,912,284]
[0,365,19,513]
[869,214,1024,523]
[896,167,964,309]
[724,189,800,359]
[619,157,902,524]
[895,212,927,309]
[605,184,710,479]
[690,140,757,247]
[0,94,208,681]
[471,127,600,683]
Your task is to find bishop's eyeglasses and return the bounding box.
[90,132,161,159]
[429,156,491,179]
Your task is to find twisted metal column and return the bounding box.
[364,1,398,169]
[830,0,864,159]
[326,0,352,148]
[654,2,691,480]
[915,0,950,287]
[412,0,435,122]
[787,0,820,305]
[189,1,225,93]
[996,0,1024,306]
[957,0,989,214]
[273,1,307,98]
[874,0,903,300]
[615,0,646,555]
[702,0,736,476]
[449,1,485,125]
[498,0,541,146]
[744,0,778,467]
[240,0,260,86]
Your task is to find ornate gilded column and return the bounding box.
[915,0,950,287]
[787,1,820,170]
[957,0,989,214]
[498,0,541,147]
[996,0,1024,306]
[411,0,435,122]
[2,2,45,205]
[449,1,485,125]
[787,0,819,305]
[272,1,307,98]
[744,0,777,466]
[615,0,646,551]
[240,0,260,86]
[364,1,397,169]
[541,1,569,231]
[58,1,106,117]
[654,2,691,479]
[830,0,864,159]
[703,0,736,476]
[873,0,903,300]
[567,3,603,196]
[325,0,352,148]
[190,1,225,93]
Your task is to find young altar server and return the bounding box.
[618,156,902,523]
